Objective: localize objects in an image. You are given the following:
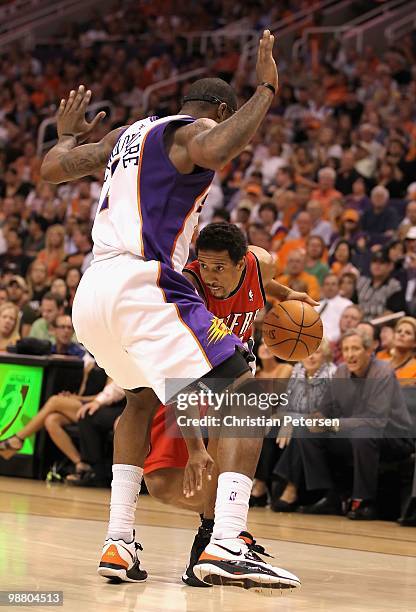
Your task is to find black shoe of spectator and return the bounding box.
[271,498,298,513]
[249,493,268,507]
[297,492,341,515]
[398,498,416,527]
[66,468,107,488]
[346,499,377,521]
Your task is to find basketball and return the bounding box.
[262,300,323,361]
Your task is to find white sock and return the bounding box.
[106,464,143,542]
[212,471,252,541]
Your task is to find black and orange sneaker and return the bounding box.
[182,526,213,588]
[193,531,301,593]
[97,531,147,583]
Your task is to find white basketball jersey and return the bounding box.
[92,115,214,272]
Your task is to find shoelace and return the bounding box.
[239,532,273,559]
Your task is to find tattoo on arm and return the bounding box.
[193,87,273,166]
[58,143,111,179]
[41,126,125,183]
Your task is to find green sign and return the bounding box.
[0,363,44,456]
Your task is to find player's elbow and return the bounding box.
[189,142,228,171]
[40,162,63,184]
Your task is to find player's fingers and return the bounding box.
[195,465,203,492]
[183,469,190,497]
[80,88,92,112]
[265,32,274,55]
[65,89,76,112]
[262,29,270,50]
[206,459,214,481]
[189,467,197,496]
[73,85,85,110]
[58,98,66,116]
[184,466,195,497]
[89,111,106,131]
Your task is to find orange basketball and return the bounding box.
[262,300,323,361]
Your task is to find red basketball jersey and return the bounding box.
[185,251,266,342]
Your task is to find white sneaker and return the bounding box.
[97,531,147,582]
[193,531,301,592]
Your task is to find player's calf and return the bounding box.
[145,468,204,512]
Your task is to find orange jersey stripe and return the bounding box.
[156,262,212,369]
[136,128,154,257]
[170,184,211,268]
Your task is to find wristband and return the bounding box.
[261,82,276,96]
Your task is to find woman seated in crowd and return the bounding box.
[0,359,99,477]
[65,267,82,310]
[255,341,293,380]
[330,240,359,278]
[36,224,66,282]
[376,316,416,383]
[249,341,293,505]
[339,271,358,302]
[377,324,395,359]
[0,301,20,350]
[271,339,336,511]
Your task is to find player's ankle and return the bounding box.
[200,516,214,532]
[106,530,134,543]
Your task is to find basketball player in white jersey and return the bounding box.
[41,31,301,591]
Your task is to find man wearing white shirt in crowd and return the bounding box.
[198,174,224,228]
[306,200,333,245]
[317,273,352,342]
[258,142,287,185]
[398,200,416,240]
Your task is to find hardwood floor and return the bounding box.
[1,477,415,612]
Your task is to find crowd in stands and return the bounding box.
[0,1,415,524]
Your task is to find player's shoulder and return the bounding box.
[248,245,274,266]
[173,117,217,144]
[184,259,200,274]
[248,245,275,281]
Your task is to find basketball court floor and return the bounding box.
[1,476,415,612]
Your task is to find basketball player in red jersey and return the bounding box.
[143,222,318,586]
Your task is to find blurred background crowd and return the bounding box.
[0,0,415,524]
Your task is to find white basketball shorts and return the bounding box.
[72,254,241,403]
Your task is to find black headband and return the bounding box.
[182,94,236,114]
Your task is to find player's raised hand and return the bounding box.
[57,84,106,144]
[183,448,214,498]
[256,29,278,92]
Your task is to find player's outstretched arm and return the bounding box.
[249,245,320,306]
[41,131,124,183]
[177,30,279,171]
[40,85,126,183]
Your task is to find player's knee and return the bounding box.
[145,471,176,504]
[125,389,160,416]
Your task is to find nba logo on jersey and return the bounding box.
[248,289,254,301]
